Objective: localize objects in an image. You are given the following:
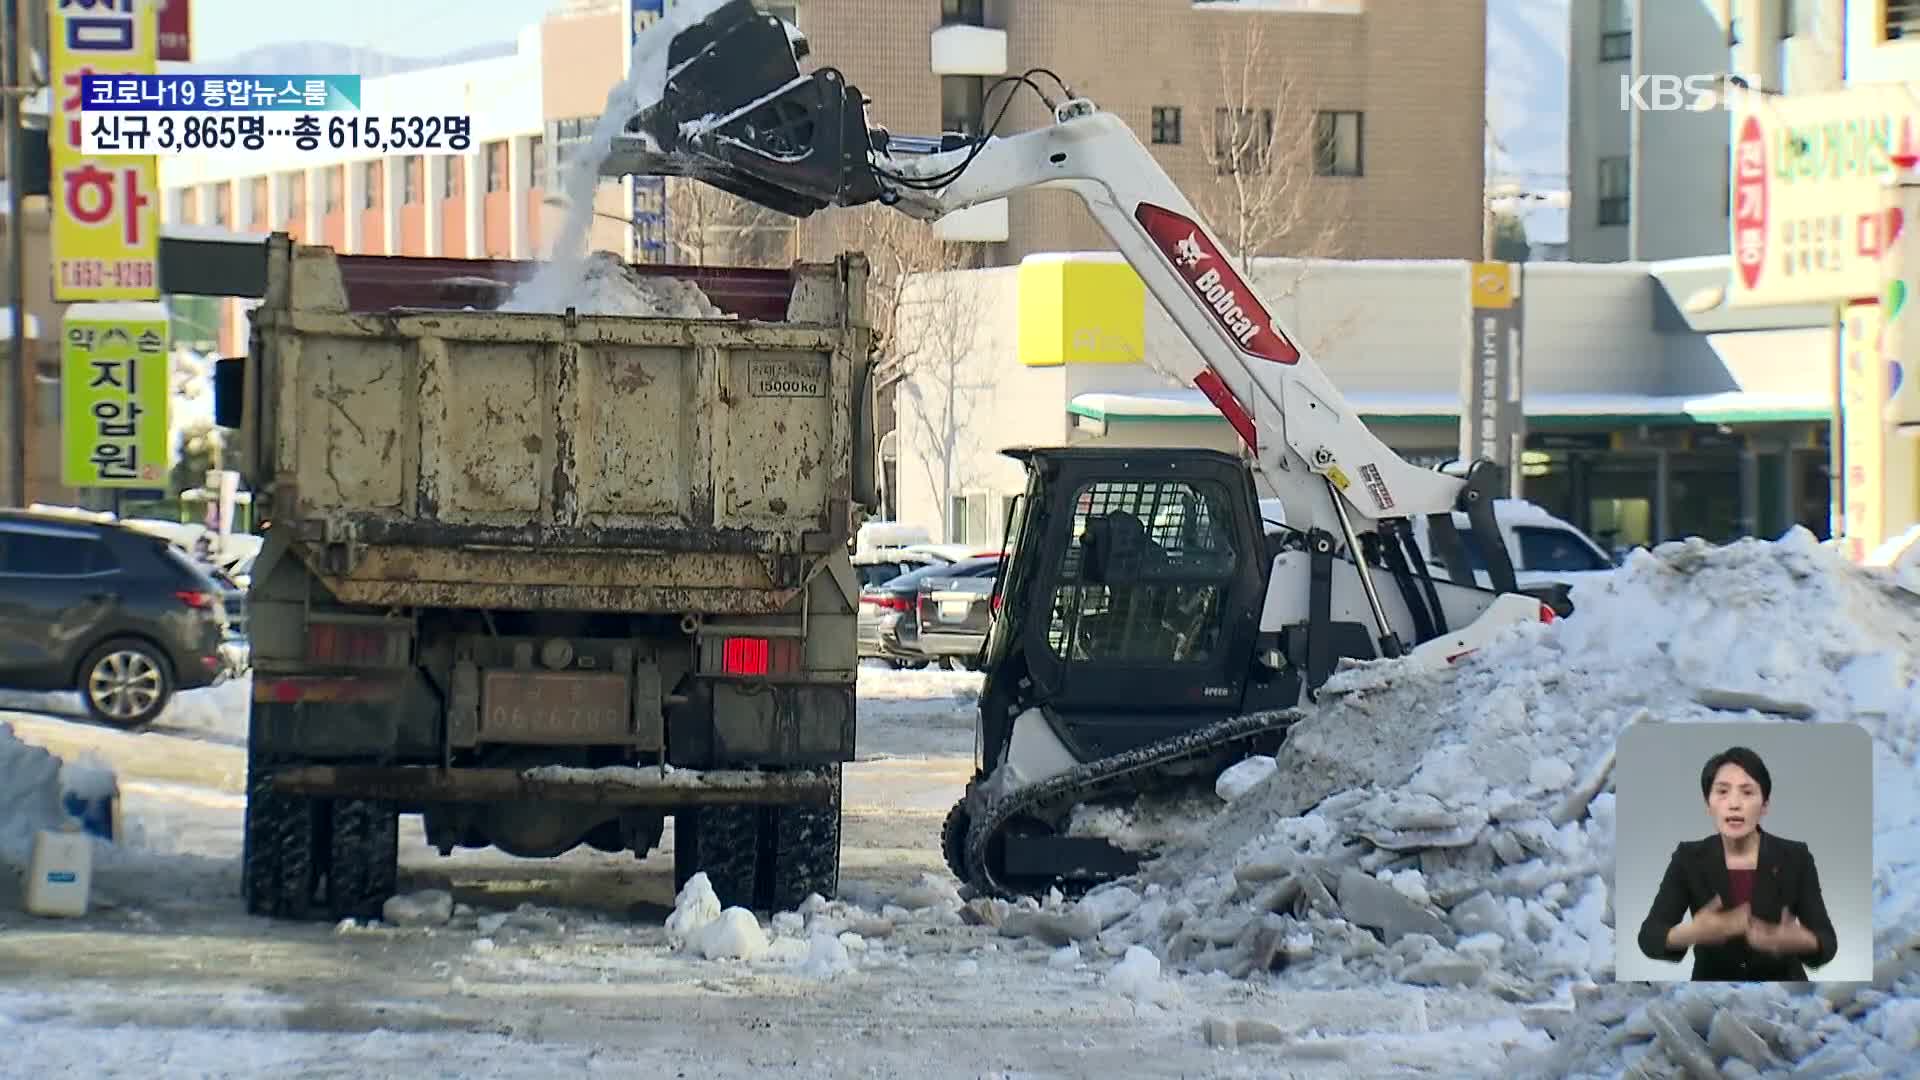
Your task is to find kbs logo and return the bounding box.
[1619,73,1762,112]
[1134,202,1300,364]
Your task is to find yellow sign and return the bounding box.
[61,303,172,488]
[1018,256,1146,367]
[1469,261,1515,310]
[50,0,162,301]
[1727,84,1920,307]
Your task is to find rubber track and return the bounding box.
[961,709,1303,900]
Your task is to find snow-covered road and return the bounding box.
[0,665,1544,1078]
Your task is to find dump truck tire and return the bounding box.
[243,755,323,920]
[760,765,842,913]
[327,798,399,922]
[673,806,760,911]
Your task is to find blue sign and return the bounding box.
[79,74,362,112]
[630,0,668,258]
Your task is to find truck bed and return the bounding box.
[238,236,874,613]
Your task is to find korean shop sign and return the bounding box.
[62,303,171,488]
[50,0,161,301]
[1728,84,1920,308]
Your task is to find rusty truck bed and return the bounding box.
[239,236,874,613]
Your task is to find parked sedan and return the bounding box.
[914,570,998,671]
[0,510,232,726]
[858,555,1000,668]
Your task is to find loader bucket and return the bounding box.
[600,0,883,217]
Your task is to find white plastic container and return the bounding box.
[24,826,93,918]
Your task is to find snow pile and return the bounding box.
[663,873,771,962]
[497,251,729,319]
[503,0,732,314]
[1509,965,1920,1078]
[1076,530,1920,1005]
[0,722,71,868]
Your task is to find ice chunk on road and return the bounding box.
[382,889,454,927]
[697,907,769,961]
[1107,946,1175,1006]
[1215,755,1277,802]
[666,872,722,949]
[798,932,854,980]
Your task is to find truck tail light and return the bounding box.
[713,635,801,676]
[307,619,411,668]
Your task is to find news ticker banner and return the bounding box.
[78,74,477,156]
[50,0,160,302]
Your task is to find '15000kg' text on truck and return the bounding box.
[216,236,879,922]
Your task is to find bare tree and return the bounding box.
[890,265,993,542]
[816,205,982,368]
[1197,18,1349,279]
[663,177,794,267]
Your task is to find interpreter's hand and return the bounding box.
[1747,910,1818,955]
[1689,897,1752,946]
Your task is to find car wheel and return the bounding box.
[79,638,174,728]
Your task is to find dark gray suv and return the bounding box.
[0,511,231,727]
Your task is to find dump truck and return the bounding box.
[217,234,877,921]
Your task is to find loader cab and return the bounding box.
[979,447,1273,765]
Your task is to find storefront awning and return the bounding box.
[1067,388,1834,427]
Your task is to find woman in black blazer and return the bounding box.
[1636,746,1839,981]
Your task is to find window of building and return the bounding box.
[1314,110,1363,177]
[1601,0,1631,60]
[486,141,507,193]
[1597,155,1630,226]
[941,0,983,26]
[442,156,460,199]
[212,181,229,225]
[1728,15,1741,45]
[528,136,546,189]
[250,177,268,225]
[942,75,986,137]
[323,167,341,214]
[1150,105,1182,145]
[167,187,190,223]
[1213,106,1273,175]
[284,171,305,223]
[362,161,381,209]
[1781,0,1797,37]
[403,155,421,204]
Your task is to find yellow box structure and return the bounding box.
[1017,255,1146,367]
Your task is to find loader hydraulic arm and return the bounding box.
[603,0,1519,579]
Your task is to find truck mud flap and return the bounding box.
[270,765,838,807]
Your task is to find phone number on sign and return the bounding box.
[83,113,475,154]
[61,259,158,291]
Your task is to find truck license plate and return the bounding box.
[480,671,631,744]
[939,599,970,622]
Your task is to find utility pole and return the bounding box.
[4,0,30,508]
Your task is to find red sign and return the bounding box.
[158,0,191,62]
[1133,202,1300,364]
[1733,114,1767,291]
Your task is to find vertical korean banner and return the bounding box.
[50,0,161,301]
[1875,177,1920,556]
[1463,261,1526,495]
[1839,300,1886,563]
[61,303,171,488]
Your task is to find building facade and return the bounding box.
[158,0,1492,357]
[1567,0,1847,263]
[891,251,1838,555]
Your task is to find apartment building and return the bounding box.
[160,0,1488,339]
[1567,0,1847,263]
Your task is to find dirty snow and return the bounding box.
[503,0,733,315]
[1053,529,1920,1074]
[497,250,729,319]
